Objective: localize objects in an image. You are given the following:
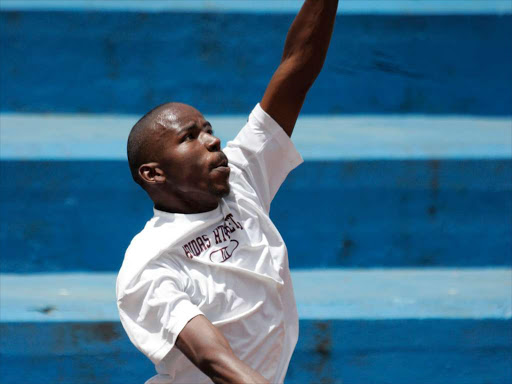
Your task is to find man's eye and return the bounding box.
[184,133,194,141]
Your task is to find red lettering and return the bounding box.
[182,245,194,259]
[213,228,222,244]
[222,225,231,239]
[227,214,243,230]
[189,239,201,256]
[202,235,211,248]
[217,225,227,242]
[224,219,236,233]
[196,237,207,252]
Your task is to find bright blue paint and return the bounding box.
[1,0,511,14]
[1,114,511,160]
[1,270,510,382]
[1,320,510,383]
[1,12,511,115]
[1,269,510,322]
[287,319,512,384]
[277,159,512,269]
[1,159,510,272]
[0,3,509,383]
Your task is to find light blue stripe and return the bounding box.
[293,268,512,320]
[1,114,511,160]
[0,0,511,14]
[1,269,510,322]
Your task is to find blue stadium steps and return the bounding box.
[1,270,511,384]
[1,3,511,116]
[2,319,510,384]
[1,115,510,271]
[1,1,511,383]
[0,158,511,271]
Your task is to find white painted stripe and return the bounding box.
[1,113,510,160]
[1,269,510,321]
[1,0,511,15]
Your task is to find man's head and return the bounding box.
[127,102,230,213]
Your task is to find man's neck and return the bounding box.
[153,192,220,214]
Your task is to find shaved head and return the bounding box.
[127,102,195,186]
[126,102,229,213]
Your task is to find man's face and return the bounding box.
[155,104,230,201]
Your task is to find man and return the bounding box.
[116,1,338,382]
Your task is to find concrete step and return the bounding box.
[1,114,511,160]
[1,269,511,383]
[1,158,510,271]
[1,114,510,271]
[2,269,511,321]
[2,1,511,14]
[1,5,510,115]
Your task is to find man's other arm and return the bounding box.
[261,0,338,137]
[176,315,270,384]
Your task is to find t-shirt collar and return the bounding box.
[152,203,222,224]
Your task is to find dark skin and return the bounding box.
[138,1,338,382]
[139,103,230,214]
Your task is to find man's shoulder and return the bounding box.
[125,216,189,260]
[117,218,187,294]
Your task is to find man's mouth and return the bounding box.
[211,154,230,173]
[212,154,229,169]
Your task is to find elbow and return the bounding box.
[195,346,270,384]
[197,348,235,378]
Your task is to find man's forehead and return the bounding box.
[155,103,206,130]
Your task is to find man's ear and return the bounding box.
[139,163,166,184]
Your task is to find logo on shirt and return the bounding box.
[209,239,239,263]
[181,213,244,262]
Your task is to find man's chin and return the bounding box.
[209,182,230,198]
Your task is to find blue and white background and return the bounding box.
[0,1,511,383]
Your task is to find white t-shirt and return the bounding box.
[116,104,303,384]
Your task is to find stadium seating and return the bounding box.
[1,1,511,383]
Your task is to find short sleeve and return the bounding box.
[117,261,203,364]
[224,103,303,213]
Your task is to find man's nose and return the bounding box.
[203,132,221,151]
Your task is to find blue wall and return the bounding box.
[1,3,511,384]
[1,319,510,384]
[1,159,510,272]
[1,12,511,115]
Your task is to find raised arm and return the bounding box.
[176,315,269,384]
[261,0,338,136]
